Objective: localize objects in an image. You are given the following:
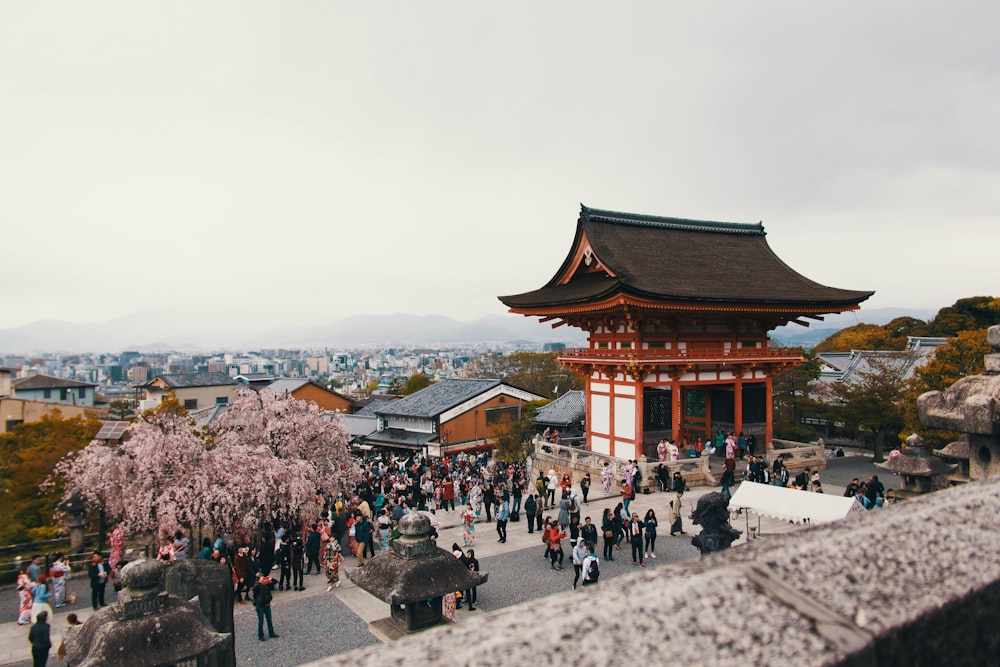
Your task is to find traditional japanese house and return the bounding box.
[499,205,873,461]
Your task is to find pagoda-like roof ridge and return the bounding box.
[581,204,764,236]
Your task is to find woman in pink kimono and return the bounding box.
[461,505,476,547]
[16,563,34,625]
[108,524,126,571]
[601,462,614,496]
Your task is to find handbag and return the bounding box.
[604,529,613,538]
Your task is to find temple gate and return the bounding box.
[500,205,873,460]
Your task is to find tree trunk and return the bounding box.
[873,428,886,463]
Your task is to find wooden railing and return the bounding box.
[558,346,804,365]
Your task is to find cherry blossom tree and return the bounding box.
[52,390,360,539]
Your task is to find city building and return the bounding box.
[366,378,545,457]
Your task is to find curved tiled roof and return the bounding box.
[13,374,96,389]
[499,205,873,312]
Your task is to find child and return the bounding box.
[324,543,344,591]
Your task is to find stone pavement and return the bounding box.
[0,454,882,666]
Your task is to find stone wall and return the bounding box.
[303,474,1000,667]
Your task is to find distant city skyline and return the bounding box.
[2,2,997,331]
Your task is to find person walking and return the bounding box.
[524,494,537,534]
[571,538,588,589]
[580,473,591,504]
[461,504,477,546]
[669,491,687,536]
[496,497,509,543]
[252,572,279,642]
[28,609,51,667]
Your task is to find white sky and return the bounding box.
[1,1,997,331]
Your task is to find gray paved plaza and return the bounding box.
[1,454,885,666]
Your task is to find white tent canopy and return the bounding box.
[729,482,864,525]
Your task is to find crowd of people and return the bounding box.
[15,440,899,664]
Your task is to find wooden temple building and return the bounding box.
[499,205,873,461]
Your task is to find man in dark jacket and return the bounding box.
[304,524,322,575]
[28,610,51,667]
[252,572,279,642]
[524,494,537,534]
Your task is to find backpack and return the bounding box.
[586,558,600,581]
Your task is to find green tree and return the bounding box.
[464,351,584,397]
[925,296,1000,337]
[0,412,100,543]
[813,323,907,353]
[400,372,434,395]
[828,353,914,462]
[490,399,547,463]
[899,328,991,448]
[771,356,824,441]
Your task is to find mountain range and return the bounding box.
[0,306,936,355]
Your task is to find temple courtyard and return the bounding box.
[1,454,884,667]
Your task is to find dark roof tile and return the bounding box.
[500,204,873,312]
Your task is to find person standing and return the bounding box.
[524,494,537,534]
[581,545,600,587]
[629,512,645,567]
[87,551,108,610]
[290,537,305,591]
[252,572,279,641]
[601,508,615,561]
[28,609,51,667]
[601,463,614,497]
[17,563,35,625]
[571,537,588,589]
[557,490,572,530]
[546,470,558,509]
[580,473,591,504]
[48,554,71,608]
[643,509,659,559]
[354,514,372,567]
[496,496,509,543]
[580,516,598,551]
[461,504,476,547]
[669,491,686,536]
[464,548,480,611]
[304,524,322,575]
[548,523,566,571]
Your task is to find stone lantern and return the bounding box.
[63,559,234,667]
[876,433,955,496]
[58,490,89,554]
[349,512,487,637]
[919,324,1000,481]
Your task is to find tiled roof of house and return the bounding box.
[534,390,585,427]
[13,374,96,390]
[145,372,237,389]
[266,378,311,394]
[499,205,873,312]
[355,398,399,417]
[375,379,502,419]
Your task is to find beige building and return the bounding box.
[139,372,239,411]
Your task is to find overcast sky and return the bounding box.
[1,2,997,332]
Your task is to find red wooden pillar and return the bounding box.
[635,383,645,459]
[734,375,744,436]
[671,380,682,442]
[765,374,774,446]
